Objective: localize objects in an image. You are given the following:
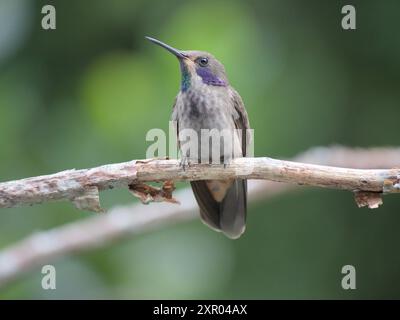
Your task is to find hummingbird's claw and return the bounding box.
[223,157,232,169]
[179,157,191,171]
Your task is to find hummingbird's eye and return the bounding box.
[198,57,209,67]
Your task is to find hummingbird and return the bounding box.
[146,37,251,239]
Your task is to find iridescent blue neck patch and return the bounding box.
[180,60,191,92]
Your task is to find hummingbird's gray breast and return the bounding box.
[174,81,241,163]
[181,86,231,129]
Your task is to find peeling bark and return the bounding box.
[0,155,400,211]
[0,146,400,287]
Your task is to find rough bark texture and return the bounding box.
[0,146,400,287]
[1,152,400,212]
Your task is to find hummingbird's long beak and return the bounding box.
[145,36,187,59]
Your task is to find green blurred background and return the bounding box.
[0,0,399,299]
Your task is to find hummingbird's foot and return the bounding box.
[222,157,232,169]
[179,157,191,171]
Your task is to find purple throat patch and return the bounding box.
[196,68,227,86]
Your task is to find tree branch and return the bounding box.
[1,148,399,212]
[0,146,399,287]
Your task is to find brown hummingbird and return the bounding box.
[146,37,251,239]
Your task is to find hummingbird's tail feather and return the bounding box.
[220,179,247,239]
[190,180,221,231]
[190,179,247,239]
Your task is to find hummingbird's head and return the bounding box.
[146,36,228,91]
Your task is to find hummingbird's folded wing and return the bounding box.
[190,180,222,231]
[230,88,251,157]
